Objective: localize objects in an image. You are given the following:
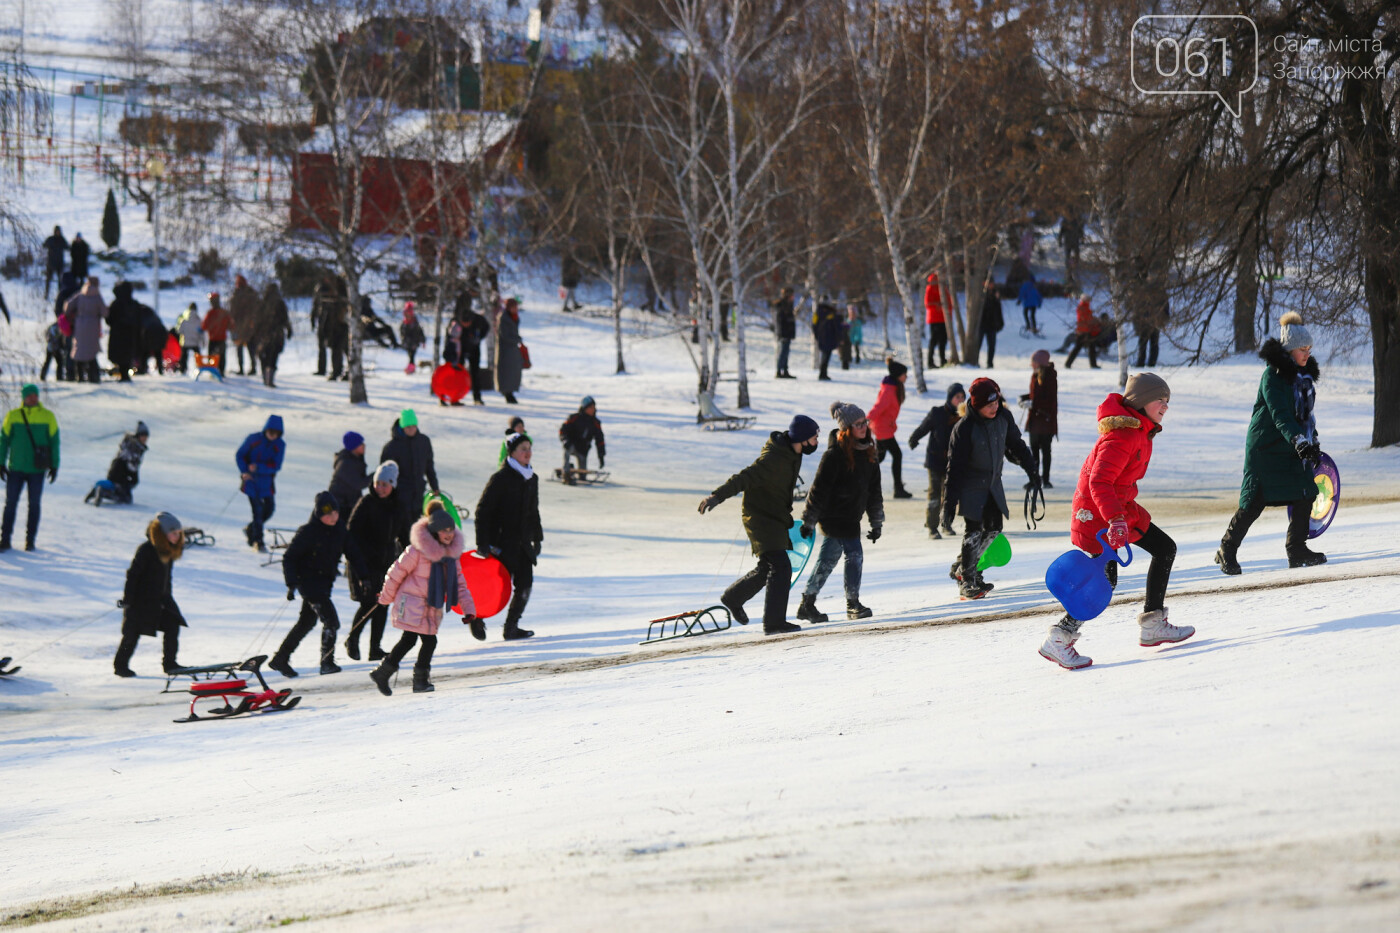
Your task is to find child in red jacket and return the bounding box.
[1039,373,1194,670]
[868,358,911,498]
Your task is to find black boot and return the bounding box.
[320,627,341,674]
[893,486,913,499]
[370,658,398,696]
[1214,546,1241,575]
[795,594,828,623]
[412,666,435,693]
[847,599,873,620]
[1287,547,1327,568]
[268,654,298,678]
[764,620,801,635]
[344,634,361,661]
[503,620,534,640]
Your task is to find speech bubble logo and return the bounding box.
[1131,14,1259,119]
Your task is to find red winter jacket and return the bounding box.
[867,378,903,441]
[1074,299,1099,336]
[924,277,947,325]
[1069,393,1160,554]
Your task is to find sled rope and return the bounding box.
[238,602,290,659]
[14,606,118,662]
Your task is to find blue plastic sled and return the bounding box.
[1044,529,1134,622]
[787,519,815,589]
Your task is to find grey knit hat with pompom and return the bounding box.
[829,401,866,430]
[1279,311,1314,352]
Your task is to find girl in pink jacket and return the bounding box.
[370,503,480,696]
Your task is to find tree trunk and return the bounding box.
[940,248,963,365]
[344,267,367,405]
[961,236,989,364]
[1233,220,1260,354]
[1365,257,1400,447]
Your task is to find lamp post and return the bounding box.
[146,156,166,321]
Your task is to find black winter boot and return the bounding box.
[795,594,828,624]
[1287,547,1327,568]
[319,627,341,674]
[1214,546,1242,575]
[369,659,397,696]
[763,620,801,635]
[412,667,435,693]
[847,600,873,620]
[268,655,298,678]
[503,621,534,640]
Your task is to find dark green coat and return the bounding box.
[1241,339,1319,508]
[711,431,801,555]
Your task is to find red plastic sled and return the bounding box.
[457,550,512,617]
[162,333,181,368]
[431,363,471,403]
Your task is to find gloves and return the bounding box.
[466,615,487,641]
[1025,472,1041,491]
[1294,435,1320,466]
[697,495,721,514]
[1105,515,1129,550]
[116,598,125,608]
[800,521,815,539]
[866,524,882,543]
[48,467,57,484]
[908,435,919,450]
[286,587,296,601]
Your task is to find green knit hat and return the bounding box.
[400,408,418,428]
[20,383,38,398]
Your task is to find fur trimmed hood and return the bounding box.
[146,519,184,563]
[1260,337,1320,381]
[408,516,466,561]
[1096,393,1161,438]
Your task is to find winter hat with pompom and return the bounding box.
[505,432,531,454]
[426,502,455,535]
[886,357,908,379]
[1280,311,1314,352]
[830,401,866,430]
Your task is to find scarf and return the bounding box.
[1294,374,1316,443]
[506,455,534,482]
[425,556,458,610]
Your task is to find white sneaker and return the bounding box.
[1039,626,1092,670]
[1138,609,1194,647]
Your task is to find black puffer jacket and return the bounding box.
[329,449,368,519]
[909,384,965,471]
[559,410,605,459]
[802,430,885,538]
[122,521,186,637]
[380,419,438,520]
[475,463,543,574]
[710,431,803,556]
[945,404,1035,519]
[283,514,367,600]
[346,488,404,601]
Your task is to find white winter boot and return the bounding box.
[1138,609,1194,647]
[1039,624,1092,670]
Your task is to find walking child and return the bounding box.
[908,382,965,539]
[345,461,405,661]
[1020,350,1058,488]
[114,512,187,677]
[868,358,912,498]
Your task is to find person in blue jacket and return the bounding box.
[1017,276,1043,335]
[236,414,285,552]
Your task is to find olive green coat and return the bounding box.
[711,431,801,555]
[1240,339,1319,508]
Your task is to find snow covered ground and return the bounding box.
[3,24,1400,930]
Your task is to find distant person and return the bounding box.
[106,281,141,382]
[69,232,90,279]
[63,276,108,383]
[868,359,911,498]
[811,299,842,381]
[175,303,203,373]
[42,226,68,298]
[771,287,796,379]
[400,301,425,370]
[558,396,605,483]
[1020,350,1058,488]
[328,431,369,523]
[908,381,965,539]
[235,414,285,552]
[924,272,949,368]
[201,292,232,376]
[253,282,293,388]
[493,297,525,404]
[1064,295,1101,369]
[228,274,260,376]
[1017,276,1043,335]
[978,279,1004,367]
[0,384,60,552]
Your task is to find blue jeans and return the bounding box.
[776,338,792,374]
[803,535,863,601]
[246,494,275,544]
[2,471,44,545]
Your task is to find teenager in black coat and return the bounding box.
[344,462,405,661]
[114,513,187,676]
[270,492,367,677]
[795,403,885,624]
[328,431,368,524]
[380,411,438,528]
[475,434,543,640]
[908,381,966,538]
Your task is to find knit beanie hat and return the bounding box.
[1279,311,1314,352]
[968,377,1001,410]
[506,417,525,435]
[20,383,37,399]
[505,432,531,453]
[426,503,455,535]
[1122,372,1170,410]
[945,382,965,403]
[579,395,596,410]
[374,460,399,487]
[135,420,150,437]
[314,491,339,516]
[343,431,364,451]
[830,401,866,430]
[155,511,182,534]
[886,357,908,379]
[399,408,418,428]
[1031,349,1051,367]
[787,414,820,444]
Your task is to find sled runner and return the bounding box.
[641,605,733,644]
[0,656,21,676]
[457,550,512,618]
[787,518,815,589]
[261,527,295,566]
[170,655,301,723]
[696,391,755,431]
[1287,451,1340,540]
[183,527,215,547]
[552,468,610,486]
[1044,529,1134,622]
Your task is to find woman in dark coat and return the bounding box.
[106,281,140,382]
[114,512,187,676]
[978,280,1004,367]
[796,403,884,624]
[254,283,293,388]
[475,433,543,639]
[1216,312,1326,573]
[493,298,524,404]
[944,378,1038,599]
[345,461,405,661]
[1020,349,1058,487]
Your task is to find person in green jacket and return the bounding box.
[1216,312,1326,574]
[698,415,820,635]
[0,384,60,551]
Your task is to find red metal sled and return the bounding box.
[171,655,301,723]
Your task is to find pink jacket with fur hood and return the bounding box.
[378,518,474,635]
